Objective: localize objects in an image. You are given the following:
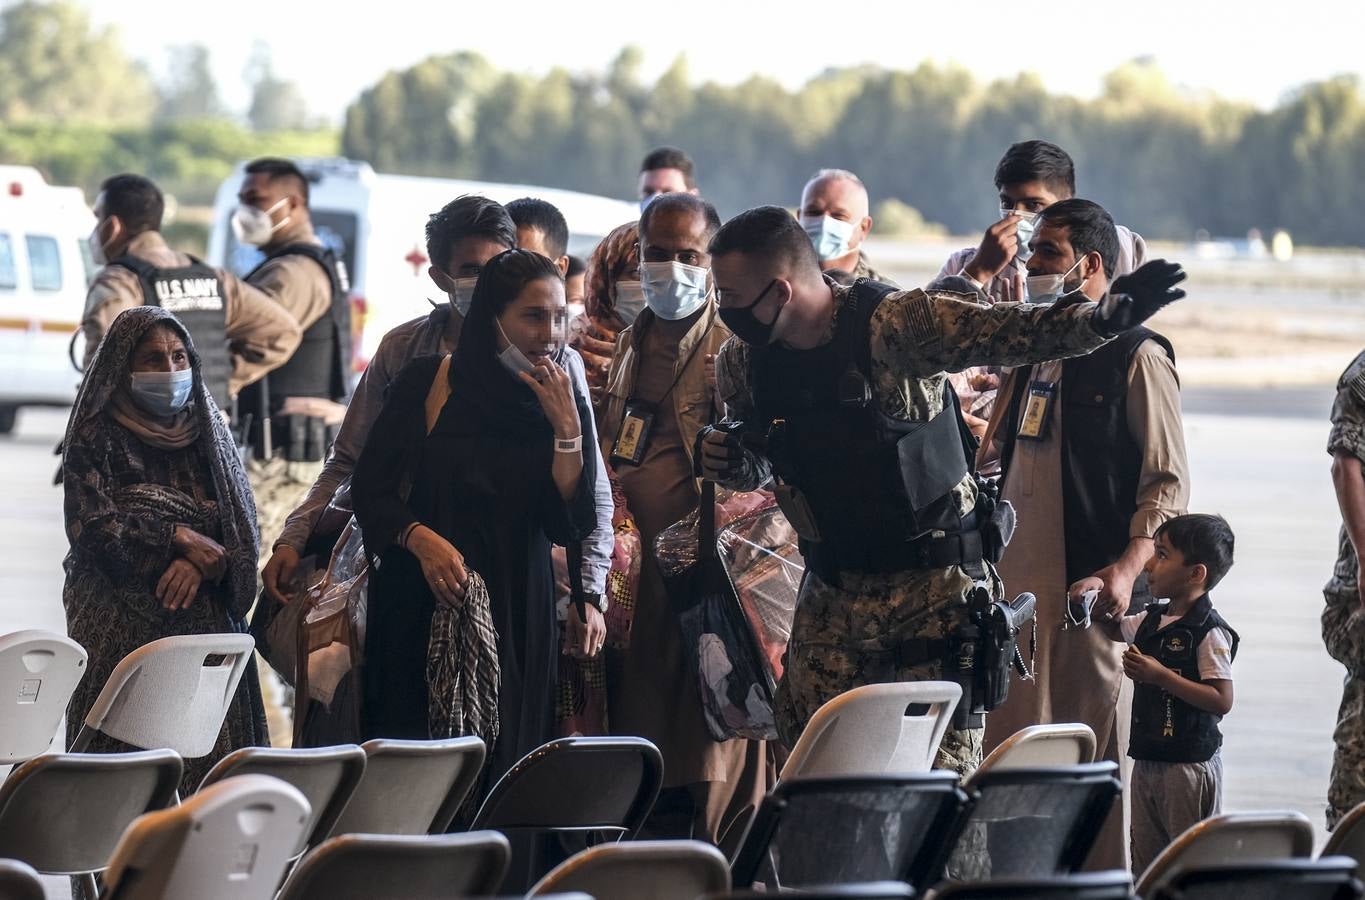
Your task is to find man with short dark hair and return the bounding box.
[599,191,769,844]
[80,173,300,401]
[638,146,699,210]
[797,168,894,286]
[702,204,1188,778]
[981,198,1189,867]
[507,197,570,276]
[937,140,1147,305]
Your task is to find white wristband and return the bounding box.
[555,435,583,454]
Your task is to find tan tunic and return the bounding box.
[604,308,770,845]
[983,340,1189,869]
[81,231,301,395]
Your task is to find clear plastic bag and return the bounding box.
[294,517,368,745]
[716,504,803,686]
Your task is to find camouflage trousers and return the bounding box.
[774,564,1001,778]
[1323,588,1365,828]
[247,456,325,564]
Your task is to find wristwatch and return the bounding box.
[581,591,609,613]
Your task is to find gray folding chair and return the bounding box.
[1135,811,1315,898]
[1324,802,1365,869]
[780,682,962,780]
[932,871,1136,898]
[198,744,366,856]
[1151,856,1362,900]
[100,773,310,900]
[0,859,45,900]
[707,886,916,900]
[529,840,731,900]
[0,629,87,764]
[471,737,663,842]
[0,750,181,897]
[328,737,484,836]
[70,633,256,759]
[276,831,510,900]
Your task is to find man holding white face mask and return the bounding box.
[797,168,895,287]
[599,191,771,846]
[978,198,1189,870]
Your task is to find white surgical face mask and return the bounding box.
[1025,255,1087,305]
[230,197,290,247]
[87,221,109,267]
[449,276,479,317]
[129,369,194,417]
[495,315,565,382]
[801,215,856,262]
[640,260,709,321]
[614,280,647,325]
[1002,208,1040,263]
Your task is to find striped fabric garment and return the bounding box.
[426,570,501,749]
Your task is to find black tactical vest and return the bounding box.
[241,243,351,410]
[751,279,976,578]
[1000,326,1175,585]
[110,253,231,407]
[1129,595,1239,763]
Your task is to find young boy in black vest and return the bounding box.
[1102,513,1239,874]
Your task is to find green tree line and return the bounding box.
[343,49,1365,247]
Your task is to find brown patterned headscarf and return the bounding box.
[573,220,640,399]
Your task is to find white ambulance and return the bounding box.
[205,158,639,371]
[0,166,96,433]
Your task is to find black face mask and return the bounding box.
[718,279,780,346]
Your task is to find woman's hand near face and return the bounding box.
[520,358,581,440]
[157,558,203,610]
[173,525,227,581]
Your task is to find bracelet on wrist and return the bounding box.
[554,434,583,454]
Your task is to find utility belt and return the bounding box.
[890,588,1037,730]
[801,513,988,583]
[231,373,338,464]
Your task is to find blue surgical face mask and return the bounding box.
[613,280,647,325]
[1025,255,1087,305]
[1002,209,1040,263]
[129,369,194,417]
[449,276,479,317]
[801,215,856,262]
[640,260,710,321]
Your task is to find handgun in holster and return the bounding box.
[947,588,1037,729]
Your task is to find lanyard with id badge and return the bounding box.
[1017,378,1057,441]
[610,331,705,467]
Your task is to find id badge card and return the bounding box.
[611,399,656,466]
[1017,381,1056,441]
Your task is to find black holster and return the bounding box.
[946,588,1037,730]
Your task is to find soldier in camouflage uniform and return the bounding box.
[1324,350,1365,828]
[701,206,1187,776]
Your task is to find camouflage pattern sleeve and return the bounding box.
[1328,351,1365,464]
[713,334,772,492]
[871,288,1112,379]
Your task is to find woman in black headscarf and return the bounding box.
[352,248,601,780]
[61,306,267,790]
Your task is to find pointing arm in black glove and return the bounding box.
[1092,259,1188,337]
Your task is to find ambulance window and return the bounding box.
[25,235,62,291]
[0,235,15,289]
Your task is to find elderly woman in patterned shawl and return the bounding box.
[61,306,268,791]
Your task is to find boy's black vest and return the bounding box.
[750,279,981,581]
[108,253,231,408]
[998,325,1175,585]
[1129,595,1239,763]
[238,243,351,413]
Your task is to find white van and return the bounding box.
[205,158,639,369]
[0,166,95,433]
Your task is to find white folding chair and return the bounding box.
[0,629,87,764]
[1323,801,1365,869]
[276,831,510,899]
[1135,810,1315,898]
[100,773,311,900]
[529,840,731,900]
[70,633,255,758]
[971,724,1097,783]
[780,682,961,780]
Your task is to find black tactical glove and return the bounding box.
[1092,259,1187,337]
[697,423,748,482]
